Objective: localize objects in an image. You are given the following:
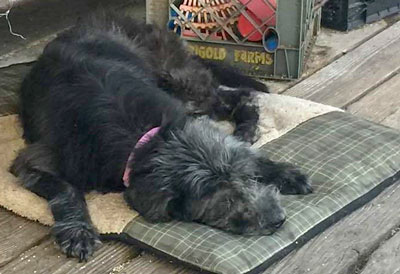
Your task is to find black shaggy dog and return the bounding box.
[10,13,312,261]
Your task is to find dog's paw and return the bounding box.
[234,126,260,144]
[52,221,102,261]
[276,165,313,195]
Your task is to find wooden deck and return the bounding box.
[0,1,400,273]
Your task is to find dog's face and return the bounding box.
[186,180,286,235]
[124,118,286,235]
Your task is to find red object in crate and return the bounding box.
[237,0,276,42]
[237,11,264,41]
[239,0,276,25]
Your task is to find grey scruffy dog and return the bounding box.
[10,12,312,261]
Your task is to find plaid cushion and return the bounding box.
[122,111,400,274]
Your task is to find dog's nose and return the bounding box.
[271,217,286,229]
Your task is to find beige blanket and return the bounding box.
[0,93,341,234]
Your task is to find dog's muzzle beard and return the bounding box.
[187,183,287,235]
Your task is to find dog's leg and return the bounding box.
[255,155,313,195]
[232,100,260,144]
[211,86,260,143]
[195,59,270,143]
[10,143,101,261]
[196,58,269,93]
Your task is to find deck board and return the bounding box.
[382,109,400,130]
[358,230,400,274]
[283,21,400,108]
[267,20,388,94]
[302,20,388,78]
[347,73,400,124]
[262,29,400,272]
[0,208,49,268]
[0,0,140,66]
[264,181,400,274]
[0,239,139,274]
[117,252,199,274]
[263,26,400,272]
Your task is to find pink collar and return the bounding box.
[123,127,161,187]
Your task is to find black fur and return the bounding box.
[10,12,312,261]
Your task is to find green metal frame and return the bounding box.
[169,0,321,80]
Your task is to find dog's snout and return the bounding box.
[272,218,286,229]
[274,218,286,228]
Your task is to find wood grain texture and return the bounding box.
[264,181,400,274]
[0,239,139,274]
[382,109,400,130]
[358,231,400,274]
[0,34,58,68]
[265,21,387,94]
[0,208,49,267]
[347,73,400,124]
[0,3,146,69]
[0,0,139,59]
[264,43,400,272]
[146,0,168,27]
[115,252,198,274]
[302,21,387,78]
[283,21,400,108]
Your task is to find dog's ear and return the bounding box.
[157,105,187,135]
[124,182,176,223]
[166,179,223,222]
[166,195,188,220]
[143,191,176,222]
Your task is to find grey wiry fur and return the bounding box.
[124,117,311,235]
[10,12,312,261]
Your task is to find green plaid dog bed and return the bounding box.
[1,94,399,274]
[121,111,400,274]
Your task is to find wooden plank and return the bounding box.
[282,21,400,108]
[0,0,138,60]
[0,208,49,267]
[264,181,400,274]
[265,21,388,93]
[265,39,400,272]
[0,0,34,13]
[0,238,140,274]
[115,252,197,274]
[146,0,168,27]
[0,34,58,69]
[0,0,146,68]
[358,231,400,274]
[266,81,291,94]
[347,73,400,123]
[382,109,400,130]
[303,21,388,78]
